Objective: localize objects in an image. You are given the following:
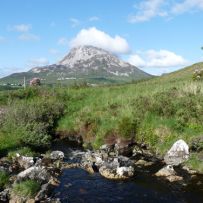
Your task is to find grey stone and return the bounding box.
[50,151,64,160]
[17,166,51,183]
[164,139,189,166]
[16,154,34,169]
[0,189,9,202]
[155,165,183,182]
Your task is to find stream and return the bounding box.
[52,140,203,203]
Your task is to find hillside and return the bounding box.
[0,61,203,172]
[159,62,203,82]
[0,46,151,85]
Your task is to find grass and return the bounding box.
[13,180,41,198]
[0,171,9,189]
[0,62,203,171]
[186,153,203,173]
[7,147,38,160]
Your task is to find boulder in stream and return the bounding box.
[50,151,64,160]
[99,165,134,180]
[155,165,183,182]
[164,139,189,166]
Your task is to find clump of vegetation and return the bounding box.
[0,89,65,154]
[7,147,37,160]
[30,78,41,86]
[186,153,203,173]
[117,116,139,139]
[13,180,41,198]
[0,171,9,189]
[193,69,203,80]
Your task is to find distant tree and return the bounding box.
[30,78,41,86]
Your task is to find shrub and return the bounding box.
[151,90,177,117]
[137,127,159,149]
[1,99,64,149]
[0,171,9,189]
[6,88,40,103]
[193,69,203,80]
[13,180,41,198]
[190,136,203,152]
[20,123,51,148]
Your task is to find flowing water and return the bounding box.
[52,141,203,203]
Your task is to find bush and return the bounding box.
[1,99,64,150]
[137,127,159,149]
[13,180,41,198]
[20,123,51,148]
[0,171,9,189]
[151,90,177,117]
[193,69,203,80]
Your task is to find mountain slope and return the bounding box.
[158,62,203,82]
[0,46,151,85]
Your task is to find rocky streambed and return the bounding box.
[0,138,203,202]
[52,139,203,203]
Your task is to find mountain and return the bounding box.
[0,45,151,85]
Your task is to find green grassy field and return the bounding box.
[0,62,203,172]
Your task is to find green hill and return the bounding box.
[159,62,203,81]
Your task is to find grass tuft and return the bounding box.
[13,180,41,198]
[0,171,9,189]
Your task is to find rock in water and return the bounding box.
[155,165,176,177]
[116,166,134,177]
[99,165,134,180]
[164,139,189,166]
[155,165,183,182]
[50,151,64,160]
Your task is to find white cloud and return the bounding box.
[27,57,49,67]
[57,37,69,46]
[129,0,203,23]
[69,18,80,27]
[129,0,167,23]
[172,0,203,14]
[8,24,40,42]
[18,33,40,41]
[128,49,187,68]
[70,27,130,54]
[145,50,187,67]
[89,16,100,21]
[128,54,146,67]
[9,24,32,32]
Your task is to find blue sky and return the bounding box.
[0,0,203,77]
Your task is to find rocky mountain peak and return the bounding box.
[58,45,128,68]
